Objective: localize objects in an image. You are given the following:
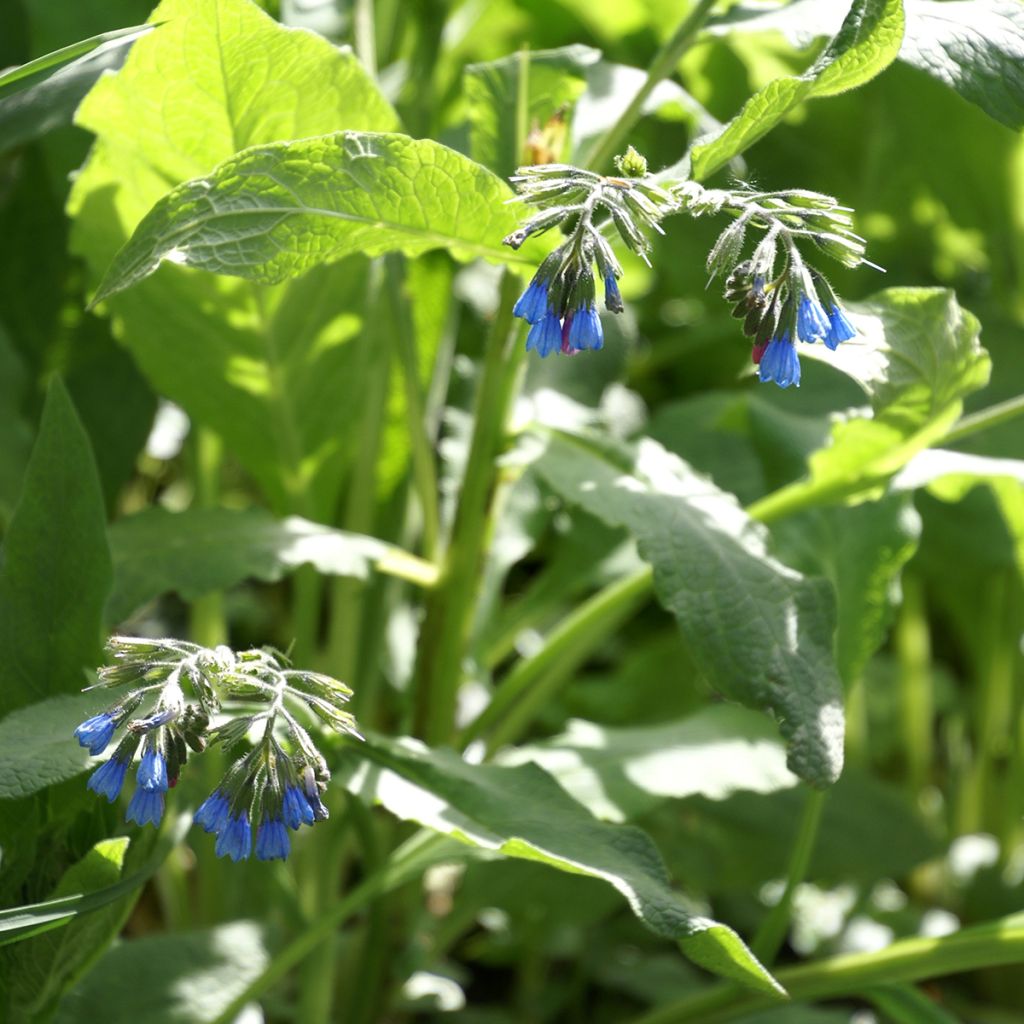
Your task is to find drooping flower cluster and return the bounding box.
[676,181,870,388]
[503,148,677,357]
[74,636,358,862]
[501,146,871,385]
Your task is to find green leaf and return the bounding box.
[766,288,990,514]
[54,921,268,1024]
[901,0,1024,130]
[0,380,111,717]
[689,0,905,180]
[106,506,438,624]
[893,448,1024,579]
[0,26,151,153]
[465,44,598,174]
[67,0,401,513]
[0,815,187,947]
[92,131,539,306]
[502,705,797,822]
[863,982,961,1023]
[0,693,109,801]
[3,838,131,1022]
[533,431,845,788]
[345,734,785,996]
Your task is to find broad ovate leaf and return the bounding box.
[345,734,784,996]
[92,131,538,306]
[534,432,845,788]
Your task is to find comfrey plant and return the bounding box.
[73,636,359,862]
[505,146,872,387]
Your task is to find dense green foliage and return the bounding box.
[1,0,1023,1021]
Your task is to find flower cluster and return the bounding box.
[676,181,869,388]
[501,146,871,385]
[503,148,677,357]
[74,636,358,862]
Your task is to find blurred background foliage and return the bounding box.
[1,0,1023,1022]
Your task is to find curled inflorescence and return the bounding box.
[73,636,359,862]
[503,147,874,386]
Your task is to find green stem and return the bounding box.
[630,911,1024,1024]
[211,830,452,1024]
[943,392,1024,446]
[582,0,718,171]
[354,0,376,77]
[750,788,826,966]
[387,255,441,562]
[461,566,654,751]
[412,272,524,745]
[326,262,391,687]
[188,428,227,647]
[896,573,932,795]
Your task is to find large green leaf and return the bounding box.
[465,44,598,175]
[92,131,539,306]
[534,432,845,788]
[106,506,437,624]
[689,0,905,180]
[66,0,401,513]
[502,705,797,822]
[772,288,990,512]
[344,734,784,996]
[0,693,108,801]
[54,921,268,1024]
[3,838,131,1022]
[0,380,110,717]
[901,0,1024,130]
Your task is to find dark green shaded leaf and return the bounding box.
[106,506,437,623]
[534,432,844,787]
[345,734,785,996]
[901,0,1024,130]
[54,921,268,1024]
[0,380,110,716]
[0,693,107,800]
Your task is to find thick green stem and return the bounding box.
[630,911,1024,1024]
[896,573,933,795]
[582,0,718,171]
[750,788,826,966]
[387,255,441,562]
[412,272,524,745]
[461,566,654,752]
[354,0,376,77]
[943,392,1024,445]
[188,428,227,647]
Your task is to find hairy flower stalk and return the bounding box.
[74,636,359,862]
[503,147,873,385]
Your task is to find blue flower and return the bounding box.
[87,756,129,802]
[604,274,623,313]
[126,787,164,827]
[303,775,330,822]
[215,812,252,862]
[567,304,603,351]
[513,278,550,324]
[195,790,232,834]
[137,748,168,792]
[282,785,315,829]
[796,295,829,343]
[525,311,563,358]
[255,815,290,861]
[758,333,801,389]
[824,304,855,350]
[74,713,116,756]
